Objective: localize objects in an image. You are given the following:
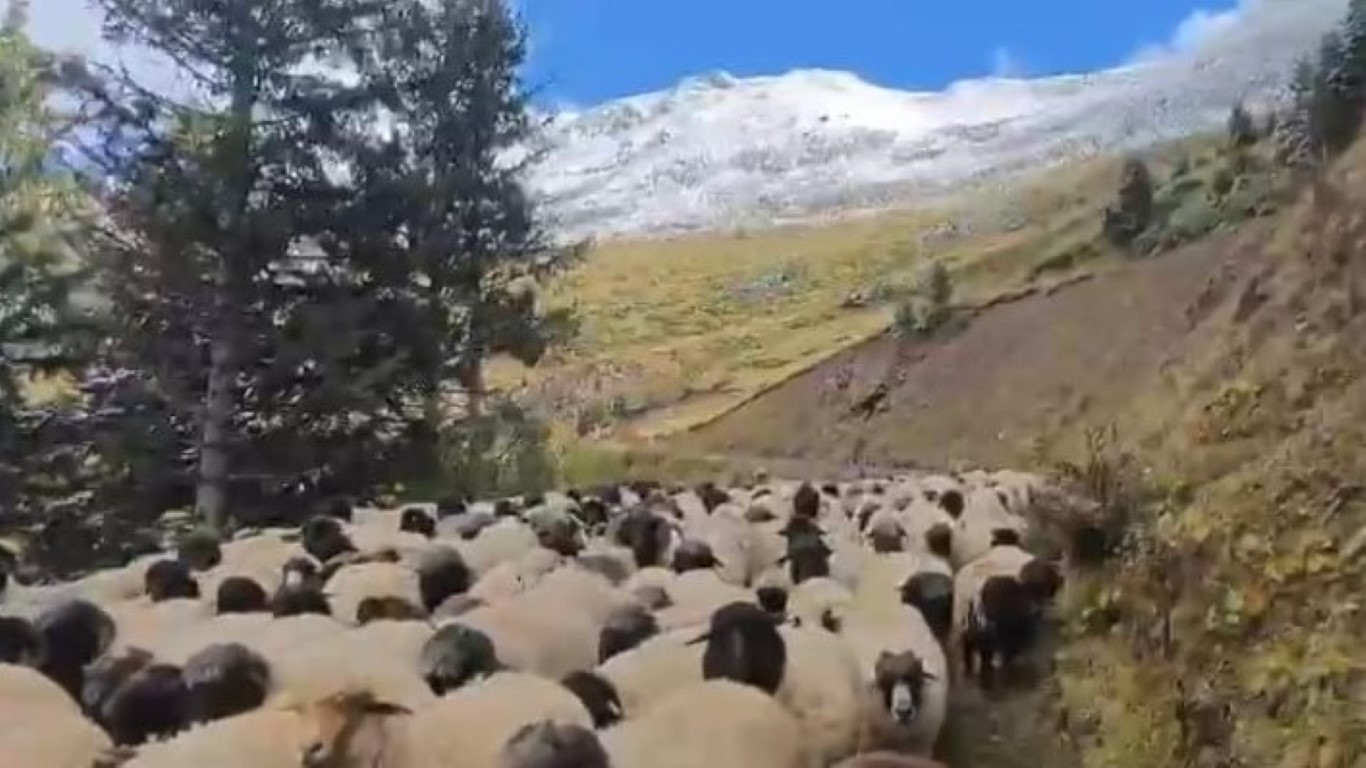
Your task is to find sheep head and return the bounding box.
[290,688,412,768]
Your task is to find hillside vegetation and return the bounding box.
[497,132,1289,445]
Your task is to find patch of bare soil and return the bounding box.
[677,224,1277,471]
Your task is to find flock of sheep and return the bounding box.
[0,468,1064,768]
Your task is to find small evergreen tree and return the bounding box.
[1226,102,1258,148]
[1103,157,1154,248]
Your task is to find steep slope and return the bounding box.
[679,139,1366,766]
[529,0,1343,240]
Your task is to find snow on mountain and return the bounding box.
[526,1,1343,241]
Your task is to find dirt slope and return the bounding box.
[678,223,1276,470]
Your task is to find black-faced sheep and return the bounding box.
[671,539,720,573]
[318,496,355,523]
[0,614,44,665]
[177,529,223,571]
[689,602,786,696]
[216,575,269,614]
[613,510,674,570]
[599,604,659,664]
[144,559,201,602]
[399,507,437,538]
[899,571,954,647]
[420,623,505,696]
[415,546,472,613]
[301,515,356,563]
[779,528,833,586]
[100,662,191,746]
[82,647,155,723]
[500,720,611,768]
[35,598,117,700]
[792,483,821,521]
[271,582,332,618]
[756,585,789,620]
[182,642,272,724]
[559,670,624,729]
[958,558,1060,692]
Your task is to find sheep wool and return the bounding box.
[952,544,1035,640]
[774,625,868,766]
[602,680,812,768]
[840,605,949,755]
[122,709,310,768]
[322,562,424,626]
[596,631,706,718]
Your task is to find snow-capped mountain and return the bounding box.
[527,1,1343,241]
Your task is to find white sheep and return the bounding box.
[602,680,813,768]
[322,561,424,626]
[655,570,753,631]
[122,708,313,768]
[596,628,706,718]
[840,603,949,756]
[0,663,120,768]
[773,624,868,766]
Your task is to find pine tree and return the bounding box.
[0,9,99,519]
[72,0,387,530]
[329,0,582,482]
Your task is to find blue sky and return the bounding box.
[519,0,1242,104]
[21,0,1329,108]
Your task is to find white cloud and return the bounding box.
[16,0,185,98]
[1130,0,1348,64]
[990,47,1028,79]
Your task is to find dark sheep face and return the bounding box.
[500,720,611,768]
[1018,559,1064,607]
[975,576,1038,655]
[417,548,471,613]
[216,577,269,615]
[82,648,154,720]
[856,506,878,533]
[792,483,821,521]
[874,651,935,726]
[615,512,671,569]
[36,599,116,700]
[0,615,44,666]
[281,557,320,585]
[271,585,331,618]
[938,491,965,520]
[494,500,518,518]
[436,497,468,519]
[176,530,223,572]
[420,625,503,696]
[820,483,841,498]
[399,508,437,538]
[691,602,786,696]
[868,527,906,554]
[781,532,832,586]
[670,540,719,574]
[355,596,427,625]
[144,559,201,603]
[899,573,954,645]
[990,528,1023,548]
[301,516,355,563]
[183,643,271,724]
[102,663,190,746]
[923,525,954,561]
[755,586,789,617]
[573,499,609,531]
[538,520,585,558]
[559,671,624,729]
[598,605,659,664]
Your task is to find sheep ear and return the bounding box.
[363,700,412,717]
[683,628,715,645]
[93,745,138,768]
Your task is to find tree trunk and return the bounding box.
[194,256,236,532]
[193,39,256,533]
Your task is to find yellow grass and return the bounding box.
[493,136,1218,440]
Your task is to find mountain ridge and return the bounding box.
[526,1,1344,242]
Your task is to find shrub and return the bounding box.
[1103,157,1155,248]
[1226,102,1259,148]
